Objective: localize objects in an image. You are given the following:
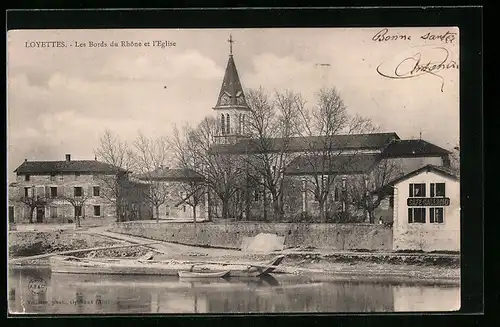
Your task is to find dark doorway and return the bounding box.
[36,206,45,223]
[9,206,14,223]
[75,206,82,217]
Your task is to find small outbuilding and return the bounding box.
[375,164,460,252]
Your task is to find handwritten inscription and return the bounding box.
[372,28,412,42]
[372,28,457,44]
[376,46,458,92]
[421,31,456,44]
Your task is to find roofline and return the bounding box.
[284,170,368,176]
[212,105,251,111]
[372,164,459,195]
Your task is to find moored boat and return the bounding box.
[49,256,191,276]
[178,270,230,279]
[49,254,286,277]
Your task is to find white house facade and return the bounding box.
[386,165,460,251]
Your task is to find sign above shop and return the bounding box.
[407,197,450,207]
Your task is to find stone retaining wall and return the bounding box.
[109,221,393,251]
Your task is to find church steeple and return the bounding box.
[213,35,249,111]
[213,35,250,144]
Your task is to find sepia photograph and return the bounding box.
[7,26,461,314]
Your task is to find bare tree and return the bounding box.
[14,186,53,224]
[94,130,136,222]
[174,117,244,219]
[132,132,171,223]
[245,88,303,221]
[450,145,460,177]
[347,158,404,223]
[170,125,206,225]
[295,87,378,222]
[58,187,92,228]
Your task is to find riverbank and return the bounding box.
[8,230,460,284]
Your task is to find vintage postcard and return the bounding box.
[7,27,460,314]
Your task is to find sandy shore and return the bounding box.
[9,230,460,284]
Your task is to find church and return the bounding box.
[202,35,453,223]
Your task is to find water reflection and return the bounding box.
[8,267,460,314]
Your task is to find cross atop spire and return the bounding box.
[228,34,234,56]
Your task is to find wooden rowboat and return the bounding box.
[178,270,230,279]
[49,254,286,278]
[49,256,191,276]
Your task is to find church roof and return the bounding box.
[135,167,204,182]
[209,132,400,155]
[285,153,380,176]
[213,53,249,110]
[381,139,451,158]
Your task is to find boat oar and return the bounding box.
[9,241,164,263]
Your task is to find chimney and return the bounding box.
[65,154,71,162]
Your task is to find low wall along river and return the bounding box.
[109,222,393,251]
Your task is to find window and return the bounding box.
[50,207,57,219]
[226,113,230,134]
[409,183,426,197]
[242,115,246,133]
[93,186,100,196]
[75,172,81,180]
[221,114,225,135]
[183,205,186,213]
[254,190,259,201]
[429,207,444,223]
[24,187,29,197]
[94,205,101,217]
[166,205,170,217]
[50,174,56,181]
[334,187,340,202]
[75,206,82,217]
[74,187,83,197]
[389,195,394,208]
[408,207,426,223]
[25,175,30,181]
[50,187,58,198]
[430,183,446,197]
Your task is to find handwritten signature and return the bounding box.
[376,47,458,92]
[372,28,457,44]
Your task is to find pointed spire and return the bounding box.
[213,35,249,110]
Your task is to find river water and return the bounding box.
[8,267,460,314]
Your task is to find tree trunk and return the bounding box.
[272,195,282,222]
[192,205,197,236]
[221,197,229,219]
[29,207,35,224]
[368,210,375,224]
[155,205,160,223]
[319,200,326,223]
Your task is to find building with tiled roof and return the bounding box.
[133,166,207,220]
[8,154,150,224]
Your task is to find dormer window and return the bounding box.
[75,172,80,180]
[25,175,30,181]
[50,174,56,181]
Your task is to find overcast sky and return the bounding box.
[7,27,459,181]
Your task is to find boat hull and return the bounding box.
[49,256,190,276]
[49,254,286,278]
[178,270,229,279]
